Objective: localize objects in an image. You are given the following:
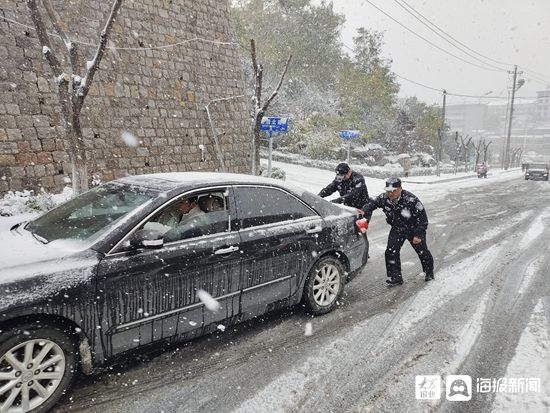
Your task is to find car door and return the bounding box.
[95,187,241,357]
[233,185,322,318]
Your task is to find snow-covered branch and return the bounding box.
[76,0,122,106]
[42,0,79,74]
[251,39,262,109]
[261,53,292,114]
[26,0,63,77]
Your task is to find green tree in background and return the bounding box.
[337,28,399,146]
[231,1,443,162]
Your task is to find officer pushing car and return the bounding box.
[358,177,434,286]
[318,162,369,209]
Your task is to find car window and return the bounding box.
[528,163,548,169]
[142,190,230,242]
[235,186,316,229]
[24,183,158,243]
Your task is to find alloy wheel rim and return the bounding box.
[0,339,66,413]
[312,263,341,307]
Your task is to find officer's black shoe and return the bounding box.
[424,272,435,281]
[386,278,404,286]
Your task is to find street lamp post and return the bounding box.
[504,65,524,170]
[437,89,447,177]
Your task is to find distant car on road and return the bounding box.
[524,163,549,181]
[0,172,368,413]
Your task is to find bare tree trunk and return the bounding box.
[459,135,472,173]
[27,0,122,195]
[472,139,482,171]
[71,113,88,192]
[250,39,291,175]
[482,141,493,162]
[253,115,263,175]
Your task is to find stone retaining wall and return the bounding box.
[0,0,251,194]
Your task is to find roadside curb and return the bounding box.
[403,175,479,185]
[403,168,521,185]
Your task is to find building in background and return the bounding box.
[444,89,550,161]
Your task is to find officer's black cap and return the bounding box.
[384,177,402,191]
[335,162,350,174]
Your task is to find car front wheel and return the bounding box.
[303,256,345,315]
[0,324,77,413]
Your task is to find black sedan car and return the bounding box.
[0,172,368,413]
[524,162,549,181]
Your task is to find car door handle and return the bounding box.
[214,245,240,255]
[306,225,322,234]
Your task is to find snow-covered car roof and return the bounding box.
[117,172,307,195]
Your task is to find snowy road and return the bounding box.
[55,165,550,413]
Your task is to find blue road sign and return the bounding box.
[261,116,289,134]
[339,130,360,140]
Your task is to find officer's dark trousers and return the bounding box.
[385,227,434,280]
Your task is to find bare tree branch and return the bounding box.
[76,0,122,107]
[261,53,292,113]
[250,39,262,109]
[42,0,79,75]
[27,0,123,194]
[249,39,292,175]
[482,140,492,161]
[26,0,63,77]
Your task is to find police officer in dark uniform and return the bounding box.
[318,162,369,209]
[360,177,434,286]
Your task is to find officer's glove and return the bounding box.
[331,197,343,204]
[355,218,369,233]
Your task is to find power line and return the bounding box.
[520,67,550,83]
[393,73,442,92]
[363,0,505,73]
[395,0,510,69]
[522,72,550,86]
[392,0,509,72]
[344,41,536,100]
[0,14,238,51]
[396,0,550,83]
[3,12,543,102]
[446,92,534,100]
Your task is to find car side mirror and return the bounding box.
[131,228,164,249]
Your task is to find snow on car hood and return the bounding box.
[0,228,100,308]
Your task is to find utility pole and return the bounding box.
[501,90,510,169]
[437,89,447,177]
[504,65,523,170]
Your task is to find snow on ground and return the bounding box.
[233,247,498,411]
[274,160,524,205]
[517,257,545,295]
[446,210,532,257]
[518,207,550,250]
[396,246,498,333]
[449,290,491,372]
[491,300,550,412]
[0,162,539,411]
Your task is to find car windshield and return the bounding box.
[528,163,548,169]
[24,183,158,244]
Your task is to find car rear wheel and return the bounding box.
[0,324,77,413]
[303,256,345,315]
